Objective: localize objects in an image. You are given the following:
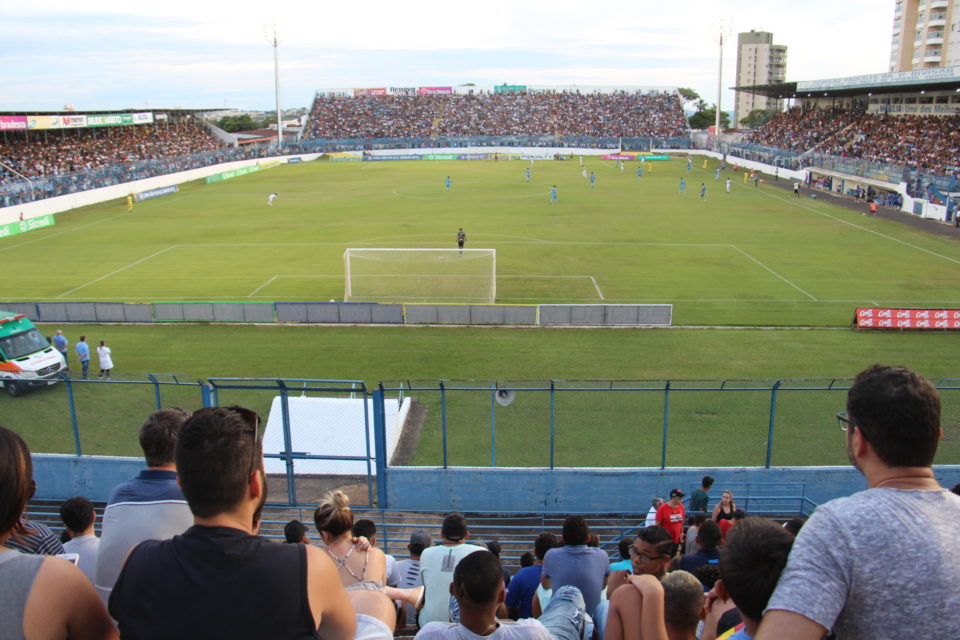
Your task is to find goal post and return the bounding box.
[343,248,496,303]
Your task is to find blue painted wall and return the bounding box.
[33,454,960,512]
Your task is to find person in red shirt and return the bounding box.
[655,489,686,545]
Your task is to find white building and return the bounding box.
[734,31,788,127]
[889,0,960,71]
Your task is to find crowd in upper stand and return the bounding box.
[744,106,960,176]
[303,91,690,140]
[0,123,225,184]
[2,364,958,639]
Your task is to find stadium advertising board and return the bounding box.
[354,88,387,97]
[423,154,458,160]
[0,215,55,239]
[87,114,134,127]
[418,87,453,95]
[871,103,960,116]
[855,307,960,330]
[389,87,417,95]
[798,66,960,91]
[29,115,87,130]
[363,154,421,161]
[135,185,179,202]
[327,153,362,162]
[286,157,302,163]
[495,84,527,94]
[0,116,27,130]
[204,165,262,183]
[132,112,153,124]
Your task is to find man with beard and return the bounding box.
[756,365,960,639]
[109,406,356,640]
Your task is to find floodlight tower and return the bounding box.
[715,18,731,152]
[265,22,283,151]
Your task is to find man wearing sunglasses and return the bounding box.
[109,406,356,640]
[757,365,960,640]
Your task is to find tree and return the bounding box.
[216,114,259,132]
[688,104,730,130]
[739,108,779,129]
[677,87,701,108]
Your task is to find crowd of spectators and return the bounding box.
[744,106,960,178]
[0,122,225,183]
[303,91,689,141]
[2,364,958,639]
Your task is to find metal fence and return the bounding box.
[379,378,960,469]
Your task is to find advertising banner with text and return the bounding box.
[354,88,387,97]
[0,215,55,239]
[418,87,453,95]
[855,307,960,330]
[0,116,27,130]
[135,185,179,202]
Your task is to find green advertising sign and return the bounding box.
[205,165,262,184]
[495,85,527,94]
[87,114,135,127]
[424,154,458,160]
[0,215,55,239]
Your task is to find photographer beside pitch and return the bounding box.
[756,364,960,639]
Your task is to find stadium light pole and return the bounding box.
[715,19,731,152]
[266,22,283,151]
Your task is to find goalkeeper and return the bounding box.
[456,228,466,255]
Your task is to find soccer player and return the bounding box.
[726,178,732,193]
[589,172,596,188]
[267,193,278,206]
[456,228,466,255]
[550,185,558,204]
[679,177,686,194]
[686,157,692,172]
[619,161,624,173]
[715,167,720,180]
[637,165,643,179]
[700,183,707,200]
[581,167,587,179]
[127,194,134,212]
[525,167,531,182]
[445,176,452,191]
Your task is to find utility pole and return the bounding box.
[265,22,283,151]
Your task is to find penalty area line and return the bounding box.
[731,245,817,301]
[248,274,342,298]
[57,245,180,298]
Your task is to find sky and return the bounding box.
[2,0,893,114]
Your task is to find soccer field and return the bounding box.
[6,156,960,327]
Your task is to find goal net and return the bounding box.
[343,248,496,303]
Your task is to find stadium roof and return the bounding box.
[734,65,960,99]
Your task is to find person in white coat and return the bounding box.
[97,340,114,380]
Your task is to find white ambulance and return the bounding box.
[0,311,67,396]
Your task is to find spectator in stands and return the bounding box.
[610,536,634,572]
[689,476,714,513]
[0,425,116,638]
[3,478,65,556]
[396,531,432,628]
[711,490,736,523]
[417,549,590,640]
[487,539,512,588]
[283,518,309,544]
[711,517,794,640]
[656,489,686,545]
[541,515,610,617]
[109,406,357,640]
[60,495,100,583]
[683,514,707,556]
[757,364,960,639]
[95,408,193,602]
[315,490,426,637]
[604,570,704,640]
[595,525,674,638]
[506,532,559,620]
[718,509,746,542]
[354,518,399,586]
[419,513,486,626]
[677,520,721,576]
[520,551,535,568]
[645,497,663,527]
[781,517,806,537]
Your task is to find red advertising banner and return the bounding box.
[418,86,453,95]
[354,88,387,97]
[0,116,27,130]
[855,308,960,330]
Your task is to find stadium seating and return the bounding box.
[303,90,689,140]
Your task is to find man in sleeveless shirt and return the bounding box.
[109,406,356,640]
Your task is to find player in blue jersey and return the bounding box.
[700,183,707,200]
[525,167,531,182]
[637,165,643,179]
[445,176,452,191]
[589,172,596,188]
[679,177,686,193]
[686,157,692,172]
[550,185,558,203]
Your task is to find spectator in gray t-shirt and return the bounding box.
[757,364,960,639]
[541,515,610,617]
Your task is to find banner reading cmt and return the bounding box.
[855,307,960,330]
[0,215,55,239]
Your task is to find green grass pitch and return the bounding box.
[4,155,960,467]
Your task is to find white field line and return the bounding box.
[590,276,605,300]
[248,274,341,297]
[730,245,818,301]
[762,190,960,265]
[57,245,179,298]
[498,274,605,300]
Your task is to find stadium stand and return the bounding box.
[303,90,689,141]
